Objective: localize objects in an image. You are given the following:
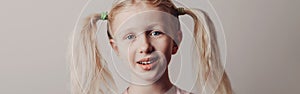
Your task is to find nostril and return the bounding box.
[138,44,154,54]
[139,46,151,53]
[139,50,144,53]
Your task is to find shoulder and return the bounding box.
[176,87,193,94]
[166,86,193,94]
[122,86,193,94]
[122,87,129,94]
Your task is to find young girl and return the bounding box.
[70,0,232,94]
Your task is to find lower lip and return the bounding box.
[137,61,157,71]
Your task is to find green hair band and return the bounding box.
[100,12,108,20]
[177,7,186,15]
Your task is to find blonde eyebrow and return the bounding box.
[115,28,135,39]
[146,23,164,30]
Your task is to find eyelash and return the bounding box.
[149,30,163,37]
[125,34,136,40]
[123,30,164,40]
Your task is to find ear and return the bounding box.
[172,30,182,55]
[176,30,182,44]
[171,42,179,55]
[109,39,119,55]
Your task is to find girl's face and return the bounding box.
[109,6,181,84]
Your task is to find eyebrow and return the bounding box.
[146,23,164,30]
[115,28,135,38]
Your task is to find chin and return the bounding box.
[129,57,168,85]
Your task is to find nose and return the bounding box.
[136,34,153,54]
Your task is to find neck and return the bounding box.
[127,71,173,94]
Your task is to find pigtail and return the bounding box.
[184,9,233,94]
[70,14,117,94]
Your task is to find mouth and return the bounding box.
[136,56,158,65]
[136,56,159,70]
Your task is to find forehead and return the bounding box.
[111,7,179,34]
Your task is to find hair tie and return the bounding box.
[177,7,186,15]
[100,12,108,20]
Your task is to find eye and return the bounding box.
[125,34,136,40]
[150,30,163,37]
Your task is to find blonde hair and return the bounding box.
[70,0,232,94]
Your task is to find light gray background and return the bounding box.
[0,0,299,94]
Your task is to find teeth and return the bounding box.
[142,61,150,64]
[137,57,158,65]
[138,61,152,65]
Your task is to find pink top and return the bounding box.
[122,86,192,94]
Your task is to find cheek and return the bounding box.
[160,44,172,54]
[115,44,127,60]
[118,44,135,62]
[153,39,173,58]
[161,39,174,53]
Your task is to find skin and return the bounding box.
[109,4,181,94]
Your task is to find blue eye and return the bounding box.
[150,31,163,37]
[125,34,136,40]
